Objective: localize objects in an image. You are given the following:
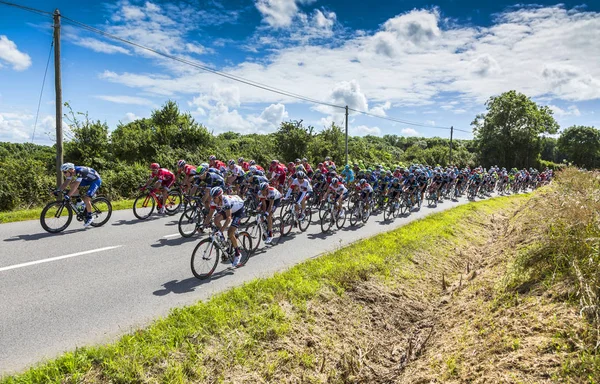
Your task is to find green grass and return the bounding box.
[0,199,136,224]
[0,195,527,384]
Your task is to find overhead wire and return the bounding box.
[0,0,470,133]
[31,37,54,143]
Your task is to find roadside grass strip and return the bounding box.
[1,195,528,383]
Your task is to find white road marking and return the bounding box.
[0,246,123,273]
[163,234,180,238]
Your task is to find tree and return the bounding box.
[63,103,110,170]
[275,120,312,162]
[557,126,600,168]
[472,90,559,168]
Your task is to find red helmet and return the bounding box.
[150,163,160,170]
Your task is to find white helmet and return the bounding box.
[61,162,75,172]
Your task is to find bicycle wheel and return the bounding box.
[361,205,371,224]
[178,206,203,238]
[245,221,262,251]
[40,201,73,233]
[399,198,410,216]
[349,204,360,226]
[335,207,347,229]
[164,190,183,215]
[281,211,295,236]
[298,206,312,232]
[133,193,155,220]
[320,211,333,232]
[383,202,394,221]
[191,239,220,279]
[236,231,253,265]
[89,197,112,227]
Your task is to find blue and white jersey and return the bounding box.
[68,166,100,183]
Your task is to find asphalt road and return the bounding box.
[0,194,489,375]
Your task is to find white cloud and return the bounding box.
[401,128,420,136]
[95,95,153,105]
[370,101,391,117]
[259,103,288,126]
[255,0,301,28]
[352,125,381,136]
[72,37,130,55]
[186,42,208,55]
[469,54,501,77]
[122,112,140,123]
[0,35,31,71]
[549,104,582,117]
[0,112,31,141]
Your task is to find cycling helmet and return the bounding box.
[177,159,186,168]
[259,182,269,190]
[359,179,367,186]
[325,156,331,161]
[150,163,160,170]
[197,166,207,176]
[302,158,308,162]
[210,186,223,198]
[238,157,244,163]
[200,162,209,168]
[61,162,75,172]
[209,155,216,161]
[296,171,306,179]
[386,170,392,175]
[249,160,256,165]
[228,159,235,166]
[331,177,340,185]
[271,159,278,165]
[392,178,399,184]
[249,165,257,173]
[295,158,301,163]
[288,162,294,166]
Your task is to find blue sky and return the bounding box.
[0,0,599,145]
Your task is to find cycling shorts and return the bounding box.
[79,178,102,197]
[216,207,245,228]
[266,198,281,213]
[295,191,312,204]
[161,176,175,190]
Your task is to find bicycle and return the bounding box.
[245,212,282,250]
[320,196,346,232]
[177,196,205,238]
[133,185,183,220]
[281,198,313,235]
[40,189,112,233]
[190,225,253,279]
[348,198,371,226]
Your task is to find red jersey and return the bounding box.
[153,168,174,181]
[239,161,250,172]
[182,164,197,176]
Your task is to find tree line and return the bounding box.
[0,91,598,212]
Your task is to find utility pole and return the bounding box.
[449,126,453,166]
[345,105,349,165]
[53,9,63,188]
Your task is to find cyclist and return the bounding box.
[402,173,420,207]
[193,166,225,207]
[269,160,287,192]
[356,178,373,211]
[238,157,250,172]
[57,163,102,227]
[258,182,282,244]
[302,158,314,178]
[202,186,245,267]
[208,155,227,174]
[226,159,244,194]
[284,171,313,219]
[387,178,403,207]
[176,160,197,194]
[341,165,355,185]
[143,163,175,214]
[321,177,348,216]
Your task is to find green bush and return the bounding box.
[100,162,150,201]
[0,157,55,211]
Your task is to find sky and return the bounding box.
[0,0,599,145]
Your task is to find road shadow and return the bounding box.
[112,216,160,226]
[153,269,234,295]
[151,236,196,248]
[4,228,84,242]
[307,231,333,240]
[164,220,179,226]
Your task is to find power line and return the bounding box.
[1,1,466,132]
[0,0,52,17]
[32,37,54,143]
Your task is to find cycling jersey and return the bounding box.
[68,166,100,183]
[260,187,282,201]
[290,178,313,193]
[228,165,244,177]
[182,164,197,176]
[201,172,225,188]
[211,195,244,213]
[329,183,348,196]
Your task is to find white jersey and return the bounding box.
[228,165,244,177]
[329,183,348,195]
[211,195,244,213]
[291,178,313,193]
[260,186,282,200]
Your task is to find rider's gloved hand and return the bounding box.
[52,189,61,196]
[64,194,70,201]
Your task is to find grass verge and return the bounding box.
[1,194,529,383]
[0,199,135,224]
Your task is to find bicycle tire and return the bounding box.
[281,211,295,236]
[320,211,333,232]
[349,204,360,226]
[133,193,155,220]
[178,206,203,238]
[191,238,220,279]
[236,231,253,265]
[383,202,394,221]
[245,221,262,251]
[165,190,183,215]
[335,208,346,229]
[361,205,371,224]
[89,197,112,227]
[40,201,73,233]
[297,206,312,232]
